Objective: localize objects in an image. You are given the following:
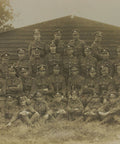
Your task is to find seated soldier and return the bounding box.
[80,46,97,77]
[6,65,23,98]
[7,96,40,127]
[20,64,35,97]
[30,64,53,101]
[98,93,120,124]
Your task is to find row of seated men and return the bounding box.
[0,29,120,126]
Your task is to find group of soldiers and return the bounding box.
[0,28,120,127]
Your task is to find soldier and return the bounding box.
[28,29,45,58]
[29,47,45,76]
[98,64,113,102]
[49,65,67,119]
[98,93,120,124]
[68,29,86,57]
[67,66,85,98]
[91,31,103,58]
[49,64,66,96]
[80,46,97,77]
[63,44,79,83]
[30,64,53,101]
[14,48,31,77]
[20,65,34,97]
[5,96,18,123]
[113,63,120,96]
[67,89,84,121]
[45,41,62,75]
[6,65,23,98]
[7,96,40,127]
[53,30,65,55]
[0,53,10,78]
[84,67,99,97]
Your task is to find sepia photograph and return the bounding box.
[0,0,120,144]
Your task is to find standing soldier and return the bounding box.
[28,29,45,58]
[53,30,65,55]
[80,46,97,77]
[91,31,103,58]
[6,65,23,98]
[29,47,45,76]
[63,44,79,83]
[30,64,53,101]
[68,29,86,57]
[0,53,10,78]
[45,41,62,75]
[14,48,31,77]
[67,66,85,98]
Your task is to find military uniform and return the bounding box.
[45,42,62,74]
[14,48,31,77]
[53,30,65,55]
[91,31,103,58]
[80,47,97,76]
[7,97,40,126]
[0,53,10,78]
[28,29,46,58]
[49,65,66,95]
[67,66,85,96]
[63,45,79,82]
[29,47,45,76]
[30,65,53,101]
[6,66,23,98]
[68,30,86,57]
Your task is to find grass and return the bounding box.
[0,120,120,144]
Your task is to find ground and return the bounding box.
[1,120,120,144]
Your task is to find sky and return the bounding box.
[10,0,120,28]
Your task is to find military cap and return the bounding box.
[17,48,25,54]
[1,53,9,58]
[94,31,103,37]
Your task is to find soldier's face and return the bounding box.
[50,46,56,53]
[18,53,25,59]
[32,49,40,57]
[53,69,60,75]
[33,35,40,41]
[116,65,120,75]
[84,49,91,56]
[101,67,109,76]
[95,36,102,42]
[73,34,79,40]
[89,69,96,78]
[9,68,16,76]
[21,68,29,77]
[101,50,109,59]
